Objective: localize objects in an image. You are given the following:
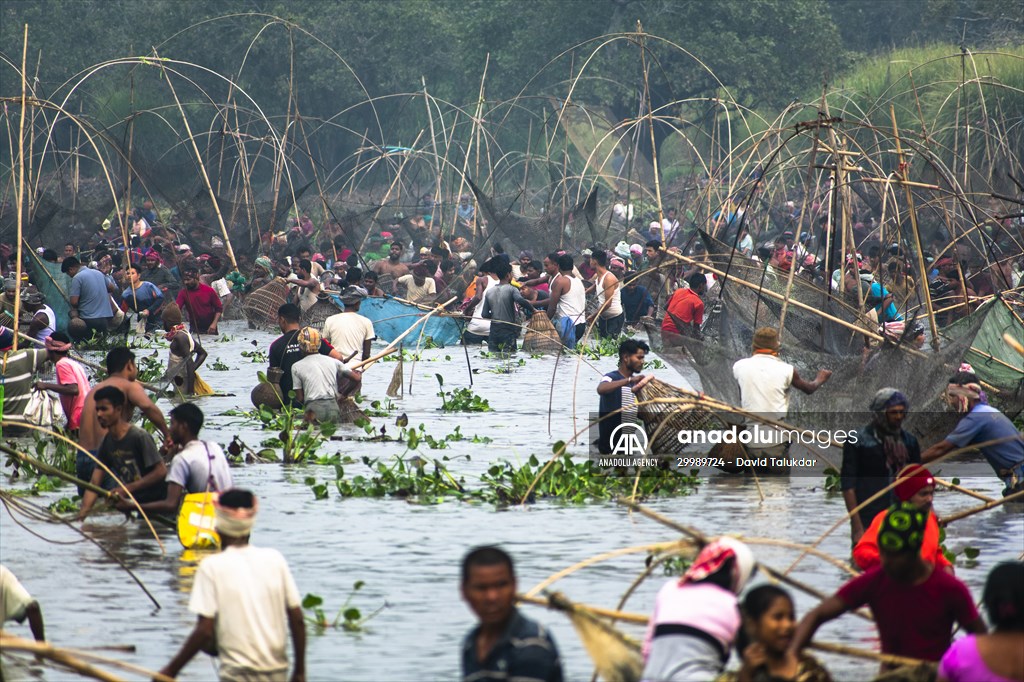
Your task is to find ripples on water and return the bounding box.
[2,320,1021,681]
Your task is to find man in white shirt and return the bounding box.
[160,489,306,682]
[119,403,232,515]
[732,327,831,452]
[321,287,375,362]
[395,263,437,304]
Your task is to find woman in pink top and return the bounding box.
[939,562,1024,682]
[641,537,756,682]
[34,332,90,431]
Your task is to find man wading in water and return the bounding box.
[596,339,653,455]
[161,489,306,682]
[460,545,562,682]
[731,327,831,463]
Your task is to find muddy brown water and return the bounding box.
[2,320,1021,681]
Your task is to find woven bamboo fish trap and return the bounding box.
[522,311,562,353]
[301,296,342,330]
[242,278,289,329]
[636,377,722,456]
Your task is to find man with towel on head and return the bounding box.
[33,332,90,434]
[841,388,921,545]
[291,327,362,423]
[922,371,1024,496]
[160,489,306,682]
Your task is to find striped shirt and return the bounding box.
[462,609,563,682]
[1,349,47,424]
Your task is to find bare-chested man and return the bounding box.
[372,242,410,279]
[77,346,170,493]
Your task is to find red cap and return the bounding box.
[895,464,935,501]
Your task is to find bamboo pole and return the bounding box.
[422,77,442,233]
[13,24,28,352]
[1005,332,1024,357]
[890,105,939,349]
[518,596,925,668]
[0,420,165,551]
[154,51,237,270]
[451,53,489,240]
[780,96,825,336]
[0,634,176,682]
[638,23,665,236]
[934,475,995,504]
[0,443,116,500]
[940,489,1024,525]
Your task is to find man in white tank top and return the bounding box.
[546,253,586,348]
[22,293,56,343]
[588,251,624,338]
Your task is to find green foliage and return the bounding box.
[136,351,165,384]
[334,455,469,504]
[302,582,385,633]
[49,496,80,513]
[209,359,231,371]
[304,476,330,500]
[823,467,842,494]
[652,554,693,577]
[241,349,269,364]
[479,453,701,505]
[435,374,491,412]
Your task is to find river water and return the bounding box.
[2,319,1021,681]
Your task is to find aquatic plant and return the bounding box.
[333,455,469,504]
[479,453,701,505]
[209,359,231,371]
[302,581,386,634]
[435,374,492,412]
[822,466,842,494]
[240,349,269,364]
[135,351,166,384]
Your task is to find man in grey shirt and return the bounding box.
[64,256,115,340]
[291,327,361,423]
[482,260,536,353]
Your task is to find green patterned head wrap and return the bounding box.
[878,503,927,555]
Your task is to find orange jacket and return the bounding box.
[853,508,952,571]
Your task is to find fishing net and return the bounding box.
[657,299,991,444]
[301,296,342,330]
[242,278,289,329]
[11,173,124,246]
[522,311,562,353]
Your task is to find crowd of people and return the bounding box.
[0,192,1021,681]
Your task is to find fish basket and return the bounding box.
[302,296,341,330]
[522,311,562,353]
[242,278,289,329]
[637,377,723,456]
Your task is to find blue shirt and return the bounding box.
[122,281,164,314]
[945,404,1024,478]
[869,281,902,322]
[70,267,112,320]
[620,285,654,322]
[462,608,562,682]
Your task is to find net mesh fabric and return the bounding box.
[656,298,991,444]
